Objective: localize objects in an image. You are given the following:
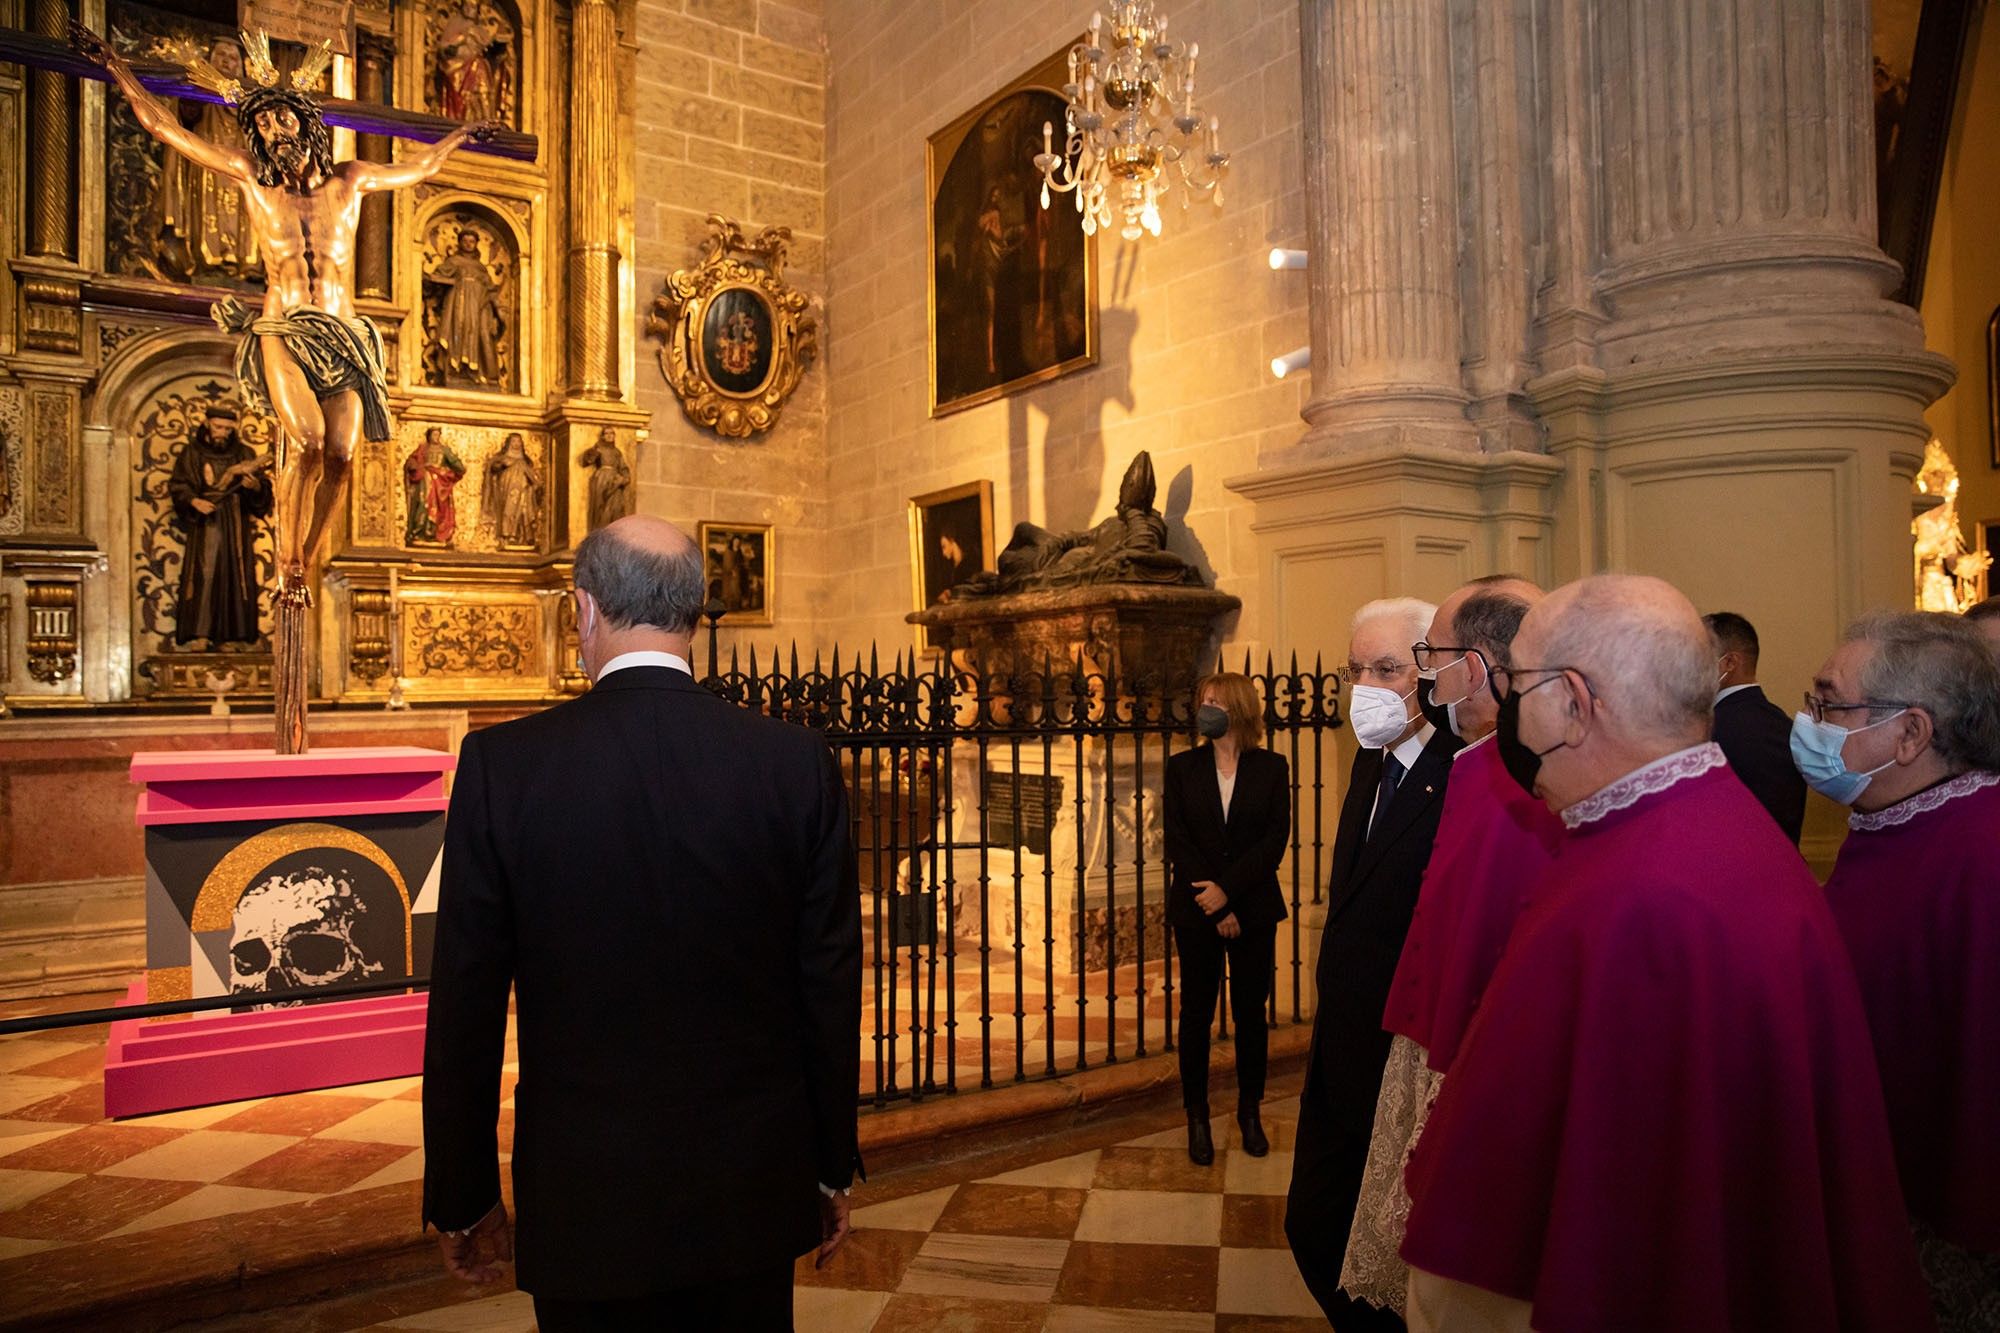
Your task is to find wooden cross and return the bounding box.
[0,26,538,162]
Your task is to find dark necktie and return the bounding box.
[1369,753,1405,841]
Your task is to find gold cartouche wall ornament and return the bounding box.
[646,214,818,440]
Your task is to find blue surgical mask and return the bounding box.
[1788,710,1904,806]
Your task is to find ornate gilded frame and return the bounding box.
[926,42,1099,418]
[696,520,775,627]
[647,217,818,439]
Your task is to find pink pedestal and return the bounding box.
[109,746,455,1118]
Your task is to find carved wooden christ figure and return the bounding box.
[405,427,467,547]
[74,22,496,750]
[169,400,273,648]
[483,431,541,549]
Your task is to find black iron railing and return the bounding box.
[700,632,1345,1108]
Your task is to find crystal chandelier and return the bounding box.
[1033,2,1229,242]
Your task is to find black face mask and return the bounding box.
[1416,676,1454,736]
[1195,704,1231,740]
[1494,691,1544,796]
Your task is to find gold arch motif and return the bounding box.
[192,822,413,972]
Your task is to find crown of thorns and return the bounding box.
[179,29,331,106]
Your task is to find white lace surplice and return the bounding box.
[1340,1032,1445,1313]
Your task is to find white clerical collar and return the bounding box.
[1454,731,1495,758]
[1848,769,2000,832]
[1560,742,1726,830]
[1388,722,1435,772]
[596,650,692,682]
[1715,683,1759,704]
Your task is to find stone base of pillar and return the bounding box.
[1224,446,1563,663]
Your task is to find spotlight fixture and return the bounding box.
[1270,346,1311,379]
[1267,248,1308,270]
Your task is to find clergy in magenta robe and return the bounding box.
[1401,750,1931,1332]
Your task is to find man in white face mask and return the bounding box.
[1288,596,1460,1332]
[1810,611,2000,1329]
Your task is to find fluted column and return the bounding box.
[353,33,394,303]
[27,0,75,261]
[1588,0,1915,363]
[567,0,622,399]
[1295,0,1475,454]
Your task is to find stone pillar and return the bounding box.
[1294,0,1475,456]
[567,0,622,400]
[353,33,394,303]
[26,0,75,262]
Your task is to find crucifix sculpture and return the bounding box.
[49,22,531,753]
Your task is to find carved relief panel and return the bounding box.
[0,389,23,539]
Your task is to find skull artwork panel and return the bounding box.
[228,864,387,1002]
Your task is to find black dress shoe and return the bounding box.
[1237,1109,1269,1157]
[1187,1114,1215,1166]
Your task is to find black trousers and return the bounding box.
[1174,918,1276,1116]
[1286,1037,1406,1333]
[532,1260,793,1331]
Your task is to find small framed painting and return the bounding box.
[908,480,995,651]
[697,520,773,626]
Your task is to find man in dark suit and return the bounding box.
[421,514,862,1330]
[1704,611,1807,843]
[1287,598,1460,1332]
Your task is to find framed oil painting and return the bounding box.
[908,480,995,651]
[927,45,1098,417]
[700,285,778,399]
[697,521,773,627]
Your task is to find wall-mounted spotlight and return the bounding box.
[1270,346,1311,379]
[1267,248,1308,270]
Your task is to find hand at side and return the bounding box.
[817,1191,853,1269]
[437,1200,513,1283]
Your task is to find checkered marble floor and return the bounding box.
[324,1087,1327,1331]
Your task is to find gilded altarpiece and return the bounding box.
[1,0,649,712]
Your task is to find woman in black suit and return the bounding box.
[1164,671,1290,1166]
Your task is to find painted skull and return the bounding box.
[229,866,384,1000]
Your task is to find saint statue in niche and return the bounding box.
[153,35,260,282]
[425,228,507,387]
[578,426,633,532]
[404,427,467,547]
[168,400,273,647]
[435,0,509,123]
[483,431,541,549]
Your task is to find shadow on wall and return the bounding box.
[1163,464,1217,587]
[1002,304,1141,539]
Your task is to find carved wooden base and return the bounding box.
[137,651,275,699]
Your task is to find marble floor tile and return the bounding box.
[121,1097,265,1129]
[850,1183,960,1232]
[1223,1149,1296,1196]
[317,1098,425,1147]
[792,1285,891,1332]
[1043,1306,1216,1331]
[107,1182,318,1235]
[221,1137,415,1193]
[98,1129,292,1182]
[897,1231,1069,1304]
[0,1235,62,1262]
[0,1173,199,1241]
[978,1149,1102,1190]
[208,1093,383,1137]
[932,1182,1087,1239]
[10,1044,105,1081]
[0,1076,84,1117]
[0,1122,181,1173]
[1213,1315,1333,1331]
[0,1165,81,1213]
[339,1146,427,1195]
[1221,1194,1291,1249]
[793,1227,929,1292]
[870,1292,1049,1332]
[377,1289,538,1331]
[1216,1247,1325,1317]
[1054,1239,1220,1312]
[0,1122,76,1158]
[1092,1146,1227,1194]
[1072,1189,1223,1248]
[334,1075,425,1100]
[0,1039,90,1074]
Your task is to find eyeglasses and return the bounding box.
[1489,664,1588,705]
[1336,659,1414,687]
[1412,641,1485,674]
[1800,693,1912,725]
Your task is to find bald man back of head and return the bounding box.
[1536,575,1714,749]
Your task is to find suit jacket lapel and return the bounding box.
[1333,735,1454,919]
[1326,748,1380,906]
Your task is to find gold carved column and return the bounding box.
[25,0,75,263]
[566,0,621,400]
[353,33,394,303]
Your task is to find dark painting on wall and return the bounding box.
[700,286,778,398]
[699,520,773,626]
[908,480,994,651]
[928,46,1097,417]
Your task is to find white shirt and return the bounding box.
[1715,682,1759,705]
[595,650,692,682]
[1218,765,1237,819]
[1367,722,1436,837]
